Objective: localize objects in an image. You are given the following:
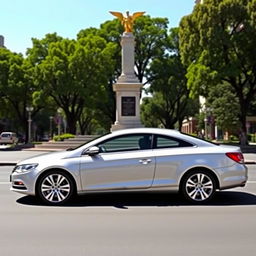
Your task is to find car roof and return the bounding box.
[111,127,180,136]
[110,128,214,147]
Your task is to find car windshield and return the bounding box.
[1,134,11,138]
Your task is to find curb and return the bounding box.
[0,162,17,166]
[22,148,60,152]
[244,161,256,165]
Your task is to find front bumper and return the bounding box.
[10,170,37,195]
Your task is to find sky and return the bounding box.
[0,0,195,55]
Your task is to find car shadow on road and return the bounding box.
[16,191,256,208]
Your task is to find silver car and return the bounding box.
[10,128,247,205]
[0,132,18,145]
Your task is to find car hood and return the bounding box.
[17,150,73,166]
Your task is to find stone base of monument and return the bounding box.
[111,120,144,131]
[111,82,144,131]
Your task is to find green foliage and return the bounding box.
[188,133,198,138]
[141,95,166,128]
[229,135,239,142]
[134,16,169,83]
[141,28,198,130]
[248,133,256,142]
[53,133,75,141]
[0,48,39,137]
[26,33,63,65]
[179,0,256,144]
[32,34,116,134]
[207,83,240,132]
[195,112,206,131]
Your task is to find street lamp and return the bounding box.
[26,106,34,143]
[49,116,53,140]
[57,109,62,137]
[204,117,208,140]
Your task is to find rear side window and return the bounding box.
[97,134,152,153]
[154,135,193,149]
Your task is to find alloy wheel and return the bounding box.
[39,172,73,204]
[183,171,216,202]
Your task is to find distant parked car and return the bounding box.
[10,128,248,205]
[40,134,49,142]
[17,134,25,144]
[0,132,18,145]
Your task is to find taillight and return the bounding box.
[226,152,244,164]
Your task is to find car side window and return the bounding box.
[97,134,152,153]
[155,135,193,149]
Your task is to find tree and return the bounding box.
[141,28,198,130]
[134,16,169,84]
[78,20,123,81]
[207,83,240,134]
[0,48,40,140]
[34,35,116,134]
[179,0,256,144]
[77,21,122,126]
[140,97,161,127]
[26,33,63,65]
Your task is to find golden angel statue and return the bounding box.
[109,11,145,32]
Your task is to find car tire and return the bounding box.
[181,170,216,203]
[37,170,75,205]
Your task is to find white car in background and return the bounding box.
[10,128,248,205]
[0,132,18,145]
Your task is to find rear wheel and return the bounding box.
[37,170,74,205]
[181,170,216,203]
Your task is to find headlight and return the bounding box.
[13,163,38,173]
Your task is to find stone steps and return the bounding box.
[32,135,98,151]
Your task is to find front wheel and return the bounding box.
[37,170,74,205]
[181,170,216,203]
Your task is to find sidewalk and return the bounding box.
[0,149,256,166]
[243,153,256,164]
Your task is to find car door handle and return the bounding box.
[139,159,152,165]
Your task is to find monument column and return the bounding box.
[118,32,138,83]
[110,11,145,131]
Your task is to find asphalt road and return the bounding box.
[0,164,256,256]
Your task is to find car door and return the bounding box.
[152,134,194,187]
[80,134,156,191]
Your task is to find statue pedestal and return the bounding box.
[111,32,144,131]
[111,83,144,131]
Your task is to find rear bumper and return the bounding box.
[218,164,248,190]
[220,180,247,190]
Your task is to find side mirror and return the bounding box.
[84,146,100,156]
